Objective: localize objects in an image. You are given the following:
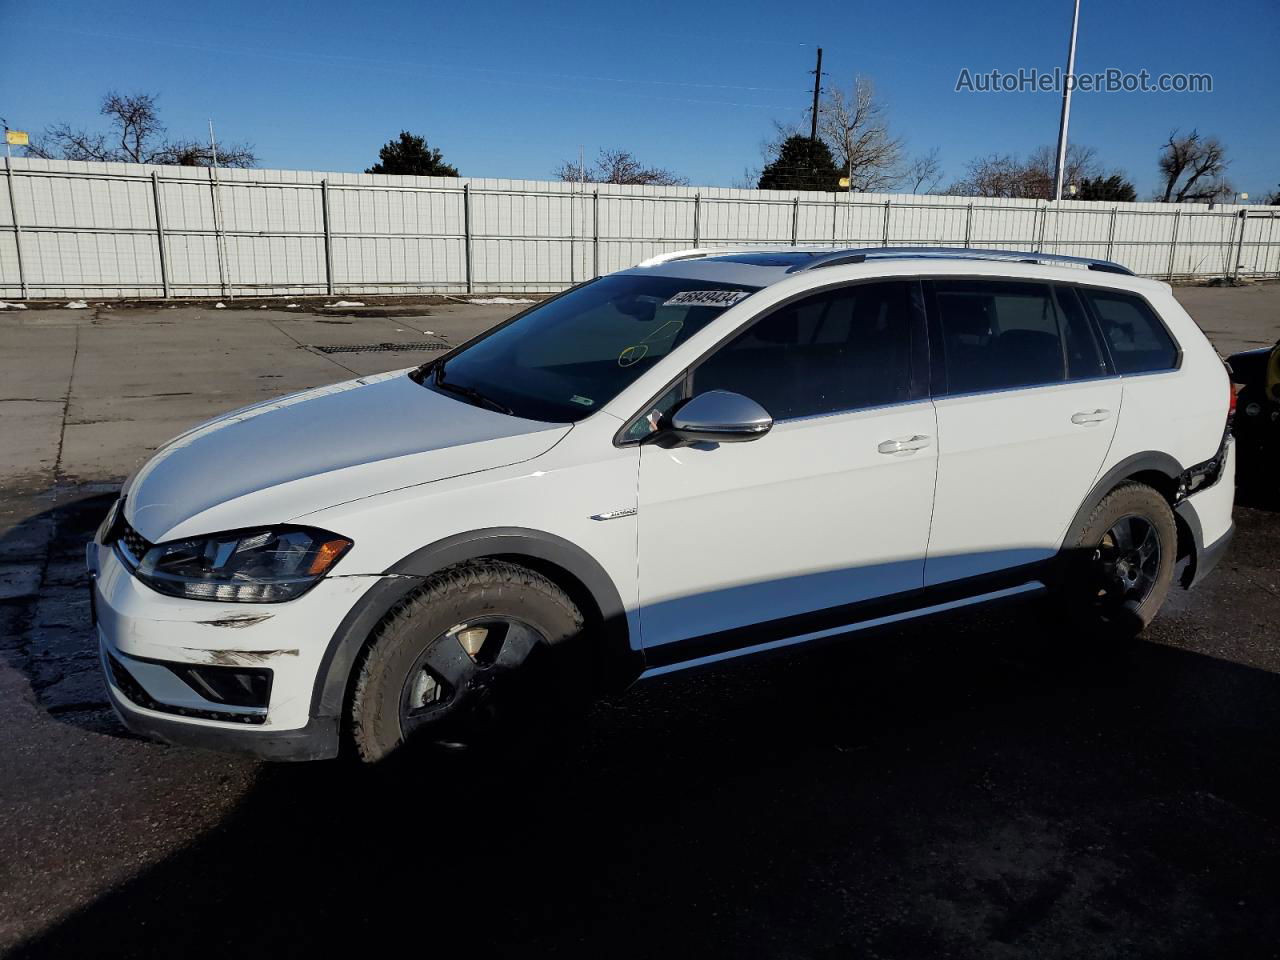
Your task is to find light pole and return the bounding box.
[1052,0,1082,202]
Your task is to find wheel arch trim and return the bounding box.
[1062,451,1184,551]
[309,527,636,720]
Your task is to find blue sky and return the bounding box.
[2,0,1276,198]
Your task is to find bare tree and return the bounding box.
[103,92,163,162]
[149,138,257,168]
[1157,129,1231,203]
[816,77,903,192]
[27,92,256,168]
[555,148,687,186]
[945,153,1030,198]
[948,143,1102,199]
[900,147,943,194]
[1021,144,1099,198]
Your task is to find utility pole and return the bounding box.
[809,47,823,142]
[207,119,230,298]
[571,143,584,284]
[1052,0,1082,202]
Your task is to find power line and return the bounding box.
[64,28,801,98]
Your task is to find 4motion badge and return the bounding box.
[590,507,637,522]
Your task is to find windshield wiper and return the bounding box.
[413,357,512,415]
[409,355,443,384]
[432,375,514,416]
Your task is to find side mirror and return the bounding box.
[667,390,773,445]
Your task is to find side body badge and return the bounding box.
[590,507,638,522]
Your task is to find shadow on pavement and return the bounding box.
[0,489,125,737]
[10,597,1280,959]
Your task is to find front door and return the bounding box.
[635,280,938,666]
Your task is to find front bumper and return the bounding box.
[88,534,384,760]
[101,647,340,760]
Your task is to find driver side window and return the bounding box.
[690,281,916,421]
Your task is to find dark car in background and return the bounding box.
[1228,339,1280,500]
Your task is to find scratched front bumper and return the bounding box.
[88,537,381,734]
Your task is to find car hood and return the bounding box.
[123,370,570,542]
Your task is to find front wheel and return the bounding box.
[1057,481,1177,640]
[349,560,584,763]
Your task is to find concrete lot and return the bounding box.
[0,299,519,490]
[0,284,1278,958]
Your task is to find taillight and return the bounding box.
[1228,379,1238,417]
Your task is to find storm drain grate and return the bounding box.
[309,340,450,354]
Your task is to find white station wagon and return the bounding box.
[88,247,1236,762]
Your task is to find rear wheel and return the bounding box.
[1059,481,1177,639]
[350,560,584,763]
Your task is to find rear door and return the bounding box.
[924,279,1121,586]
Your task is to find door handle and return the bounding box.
[878,435,932,455]
[1070,409,1112,425]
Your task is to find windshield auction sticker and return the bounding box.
[662,290,752,309]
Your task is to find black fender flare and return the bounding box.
[309,528,636,720]
[1061,451,1184,549]
[1050,450,1186,591]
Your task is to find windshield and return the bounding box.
[418,275,759,422]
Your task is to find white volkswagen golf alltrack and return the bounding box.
[88,247,1236,762]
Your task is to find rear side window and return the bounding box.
[1082,289,1179,374]
[934,279,1104,393]
[692,281,915,420]
[1054,286,1109,380]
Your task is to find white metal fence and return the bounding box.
[2,156,1278,300]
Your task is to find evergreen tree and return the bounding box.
[1077,174,1137,202]
[758,136,842,192]
[366,131,458,176]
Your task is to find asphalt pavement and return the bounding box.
[0,284,1277,959]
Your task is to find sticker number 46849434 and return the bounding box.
[662,290,751,308]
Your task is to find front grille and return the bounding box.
[101,499,153,571]
[110,515,153,570]
[119,520,152,560]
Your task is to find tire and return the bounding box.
[350,560,584,763]
[1058,481,1177,640]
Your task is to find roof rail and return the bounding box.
[635,248,726,268]
[635,246,799,268]
[793,246,1134,276]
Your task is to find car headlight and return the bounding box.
[132,527,352,603]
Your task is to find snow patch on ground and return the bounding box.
[0,301,29,310]
[286,303,300,308]
[325,301,366,307]
[467,297,535,305]
[65,300,89,309]
[215,302,227,309]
